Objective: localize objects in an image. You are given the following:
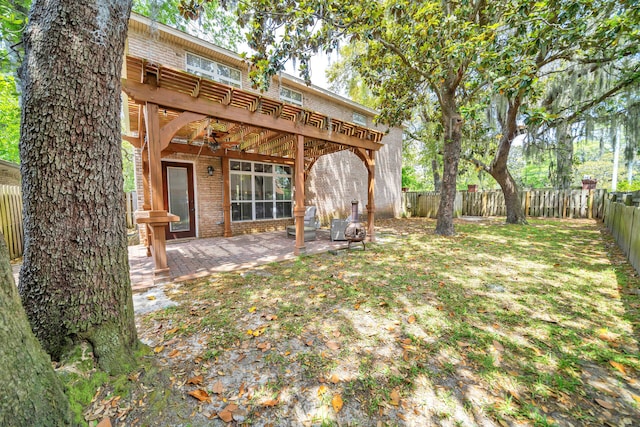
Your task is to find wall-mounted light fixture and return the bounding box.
[207,165,214,176]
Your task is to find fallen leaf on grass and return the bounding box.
[609,361,626,375]
[97,417,111,427]
[168,349,180,358]
[407,315,416,324]
[153,345,164,353]
[457,341,471,348]
[166,327,179,334]
[146,295,156,301]
[264,314,278,321]
[212,381,224,394]
[597,329,618,343]
[390,389,400,406]
[218,409,233,423]
[595,398,614,409]
[247,327,267,337]
[493,340,504,352]
[188,389,212,403]
[318,385,328,397]
[262,398,280,407]
[329,374,340,384]
[248,306,257,313]
[326,341,340,350]
[257,342,272,352]
[186,375,203,385]
[332,394,343,412]
[631,394,640,404]
[238,383,246,398]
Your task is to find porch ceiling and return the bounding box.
[122,56,385,165]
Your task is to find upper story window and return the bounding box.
[353,112,367,126]
[186,52,242,88]
[280,86,303,106]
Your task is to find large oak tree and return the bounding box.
[18,0,137,374]
[226,0,501,235]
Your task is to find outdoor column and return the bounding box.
[222,155,232,237]
[294,134,306,255]
[135,102,178,283]
[367,150,376,242]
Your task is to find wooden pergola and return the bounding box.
[121,55,385,281]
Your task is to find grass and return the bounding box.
[125,217,640,426]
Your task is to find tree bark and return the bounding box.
[18,0,137,374]
[435,88,463,236]
[0,234,73,426]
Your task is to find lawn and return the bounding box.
[77,217,639,426]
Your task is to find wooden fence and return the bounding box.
[404,191,463,219]
[405,188,607,219]
[604,193,640,275]
[125,191,137,228]
[0,185,23,260]
[0,188,137,260]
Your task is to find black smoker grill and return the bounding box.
[344,200,366,250]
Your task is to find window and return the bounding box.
[230,160,293,222]
[186,52,242,88]
[280,86,303,106]
[353,112,367,126]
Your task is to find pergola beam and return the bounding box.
[122,80,383,152]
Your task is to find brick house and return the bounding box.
[122,13,403,280]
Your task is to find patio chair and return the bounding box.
[330,214,352,241]
[286,206,318,241]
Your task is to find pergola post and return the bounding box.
[222,155,232,237]
[366,150,376,242]
[135,102,178,283]
[294,134,306,255]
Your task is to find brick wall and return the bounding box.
[306,126,402,224]
[134,149,295,243]
[126,26,381,125]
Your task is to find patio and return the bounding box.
[129,229,347,290]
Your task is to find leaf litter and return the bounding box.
[83,218,639,426]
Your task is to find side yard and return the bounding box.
[71,217,639,427]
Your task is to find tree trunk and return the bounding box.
[475,98,527,224]
[490,167,527,224]
[0,235,73,426]
[18,0,137,374]
[554,121,573,189]
[432,158,442,192]
[435,96,463,236]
